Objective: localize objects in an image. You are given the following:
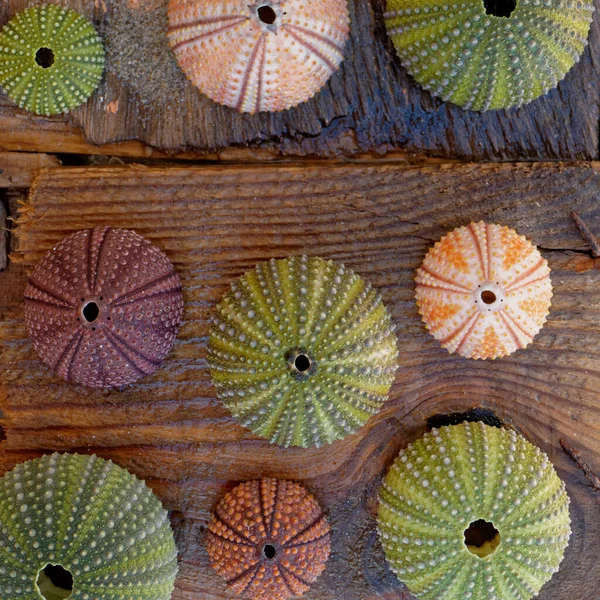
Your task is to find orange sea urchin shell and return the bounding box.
[24,226,184,388]
[207,479,331,599]
[415,221,552,360]
[167,0,350,113]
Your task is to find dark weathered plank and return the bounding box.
[1,0,600,159]
[0,162,599,599]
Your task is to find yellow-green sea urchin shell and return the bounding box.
[384,0,594,111]
[0,453,178,600]
[0,5,105,116]
[377,422,571,600]
[208,255,399,448]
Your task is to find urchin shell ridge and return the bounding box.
[384,0,594,111]
[415,221,552,359]
[207,478,331,600]
[377,422,571,600]
[0,5,105,115]
[167,0,350,113]
[208,255,399,447]
[24,226,184,388]
[0,453,178,600]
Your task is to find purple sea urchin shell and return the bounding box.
[24,227,184,388]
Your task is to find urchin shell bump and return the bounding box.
[167,0,350,113]
[207,478,330,599]
[384,0,594,111]
[415,221,552,359]
[377,422,571,600]
[0,453,178,600]
[0,5,105,115]
[24,226,184,388]
[208,255,399,447]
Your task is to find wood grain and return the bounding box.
[0,196,6,271]
[0,162,599,599]
[2,0,600,160]
[0,152,60,188]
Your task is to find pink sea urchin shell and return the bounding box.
[167,0,350,113]
[24,227,184,388]
[415,221,552,360]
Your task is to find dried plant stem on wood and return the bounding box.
[571,211,600,258]
[561,438,600,491]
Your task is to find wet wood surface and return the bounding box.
[1,0,600,160]
[0,161,599,599]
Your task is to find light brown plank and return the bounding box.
[0,151,60,188]
[1,162,600,599]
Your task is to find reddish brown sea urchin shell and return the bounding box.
[207,479,331,599]
[24,226,184,388]
[167,0,350,113]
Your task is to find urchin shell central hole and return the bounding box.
[263,543,277,559]
[294,354,311,372]
[483,0,516,18]
[480,290,497,305]
[82,301,100,323]
[35,47,55,68]
[257,5,277,24]
[464,520,501,557]
[36,564,74,600]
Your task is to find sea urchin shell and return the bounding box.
[24,226,184,388]
[207,478,331,600]
[384,0,594,111]
[0,5,105,115]
[208,255,398,447]
[378,421,571,600]
[167,0,350,113]
[0,453,178,600]
[415,221,552,359]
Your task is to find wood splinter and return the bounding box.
[571,211,600,258]
[560,438,600,491]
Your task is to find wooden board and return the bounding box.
[1,0,600,160]
[0,161,599,599]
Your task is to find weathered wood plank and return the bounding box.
[0,196,6,271]
[0,152,60,188]
[2,0,600,159]
[1,162,600,599]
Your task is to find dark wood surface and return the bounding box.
[1,0,600,159]
[0,162,598,599]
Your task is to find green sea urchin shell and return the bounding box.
[0,453,178,600]
[0,5,105,115]
[378,422,571,600]
[208,255,399,448]
[384,0,594,111]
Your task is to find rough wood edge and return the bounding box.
[0,152,61,188]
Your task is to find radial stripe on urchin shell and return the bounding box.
[0,453,178,600]
[377,422,571,600]
[384,0,594,111]
[415,221,552,359]
[167,0,350,113]
[0,5,105,116]
[208,255,399,447]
